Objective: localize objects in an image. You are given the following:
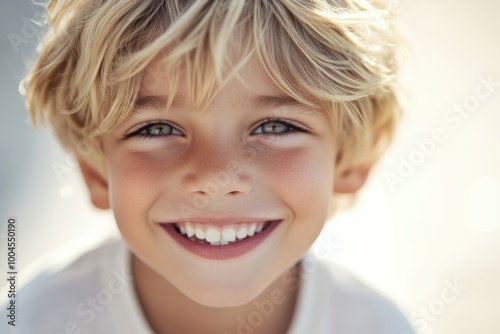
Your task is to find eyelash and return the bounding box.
[124,118,307,141]
[254,118,306,139]
[124,121,181,141]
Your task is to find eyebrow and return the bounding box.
[249,95,307,110]
[134,95,172,110]
[133,94,319,115]
[249,95,322,118]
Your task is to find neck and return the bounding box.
[131,255,301,334]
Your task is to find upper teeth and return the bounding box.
[175,222,266,245]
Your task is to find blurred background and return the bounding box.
[1,1,499,333]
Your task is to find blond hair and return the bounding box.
[24,0,405,213]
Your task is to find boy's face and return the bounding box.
[90,55,342,307]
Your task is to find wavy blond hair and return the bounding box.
[24,0,405,214]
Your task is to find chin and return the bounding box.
[177,278,268,308]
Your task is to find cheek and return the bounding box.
[260,146,334,216]
[258,145,335,263]
[107,152,172,233]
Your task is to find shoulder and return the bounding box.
[324,262,414,334]
[290,254,415,334]
[0,235,128,334]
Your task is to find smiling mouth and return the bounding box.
[172,221,273,246]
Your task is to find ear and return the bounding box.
[333,164,372,194]
[79,158,110,210]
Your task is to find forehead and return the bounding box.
[138,52,288,101]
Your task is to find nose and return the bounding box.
[182,139,254,200]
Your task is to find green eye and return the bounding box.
[260,121,290,134]
[144,123,173,136]
[126,121,182,140]
[253,118,305,137]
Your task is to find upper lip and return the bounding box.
[160,217,280,226]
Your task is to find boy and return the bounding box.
[2,0,414,333]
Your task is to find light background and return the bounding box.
[1,1,499,333]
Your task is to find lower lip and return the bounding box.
[160,220,281,260]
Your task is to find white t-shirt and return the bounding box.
[1,235,414,334]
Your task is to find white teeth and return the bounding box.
[195,228,205,240]
[222,228,236,242]
[179,225,186,235]
[205,228,221,242]
[256,223,264,233]
[186,223,195,237]
[236,227,248,239]
[248,224,256,237]
[174,221,270,245]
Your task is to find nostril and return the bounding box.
[182,171,254,198]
